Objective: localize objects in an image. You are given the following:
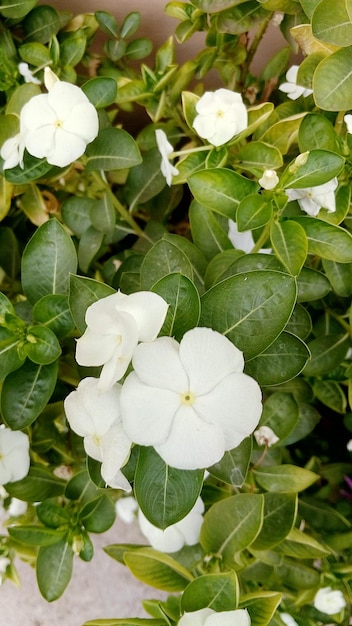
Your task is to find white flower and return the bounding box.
[64,377,132,491]
[138,497,204,553]
[314,587,346,615]
[286,178,338,216]
[254,425,279,447]
[18,62,41,85]
[8,498,27,517]
[19,66,99,167]
[279,65,313,100]
[347,439,352,452]
[193,88,248,146]
[121,327,262,470]
[0,426,30,484]
[76,290,168,392]
[0,134,25,170]
[116,496,138,524]
[258,169,279,190]
[344,114,352,134]
[178,608,251,626]
[155,129,179,186]
[228,220,272,254]
[280,613,299,626]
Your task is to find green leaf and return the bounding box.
[82,76,117,109]
[240,591,282,626]
[23,5,61,43]
[270,220,307,275]
[32,294,75,339]
[0,0,36,19]
[1,360,58,429]
[8,525,67,546]
[125,148,166,210]
[282,150,344,188]
[292,217,352,263]
[245,332,310,386]
[24,325,61,365]
[68,275,115,334]
[188,168,258,220]
[191,0,241,11]
[181,572,239,612]
[303,334,350,376]
[250,492,297,551]
[5,467,65,501]
[204,249,244,289]
[257,392,299,443]
[313,379,347,413]
[298,113,341,153]
[59,30,86,67]
[37,537,73,601]
[134,447,203,529]
[61,196,94,237]
[200,493,264,567]
[124,547,193,591]
[237,195,273,232]
[297,266,331,302]
[237,141,283,175]
[313,47,352,111]
[36,500,70,528]
[19,41,51,66]
[252,465,319,492]
[80,494,116,533]
[277,527,330,558]
[140,239,193,289]
[85,128,142,171]
[275,558,320,589]
[4,152,53,184]
[78,225,104,273]
[21,219,77,305]
[189,201,233,261]
[322,259,352,297]
[285,304,312,340]
[151,273,200,342]
[200,270,297,360]
[208,437,252,487]
[312,0,352,46]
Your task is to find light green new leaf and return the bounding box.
[124,547,193,591]
[312,0,352,46]
[270,220,307,275]
[200,493,264,567]
[313,47,352,111]
[37,537,73,601]
[277,527,330,558]
[85,128,142,171]
[252,465,319,492]
[134,447,203,529]
[0,0,36,19]
[68,275,115,334]
[21,219,77,305]
[181,572,239,612]
[292,217,352,263]
[200,270,297,360]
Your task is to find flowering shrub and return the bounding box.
[0,1,352,625]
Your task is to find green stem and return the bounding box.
[171,143,213,158]
[240,13,273,88]
[250,221,271,253]
[334,110,347,136]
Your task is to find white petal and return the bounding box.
[101,424,132,490]
[120,372,179,445]
[298,196,321,216]
[228,220,255,253]
[116,291,168,341]
[0,429,30,483]
[155,404,226,469]
[344,114,352,133]
[97,347,135,391]
[155,129,173,157]
[195,91,220,115]
[21,94,57,131]
[24,125,56,160]
[179,609,214,626]
[75,329,118,366]
[46,128,87,167]
[132,336,189,391]
[1,135,21,169]
[63,102,99,143]
[286,65,299,83]
[44,67,59,90]
[48,81,91,120]
[179,327,244,394]
[64,377,121,437]
[83,435,103,462]
[138,509,185,552]
[193,113,216,141]
[207,609,251,626]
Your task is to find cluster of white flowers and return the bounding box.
[1,67,99,170]
[64,290,263,488]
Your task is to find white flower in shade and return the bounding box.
[64,377,132,491]
[155,129,179,186]
[138,497,204,553]
[116,496,138,524]
[259,169,279,190]
[0,134,24,170]
[279,65,313,100]
[254,425,279,447]
[8,498,27,517]
[286,178,338,216]
[193,88,248,146]
[0,426,30,484]
[228,220,272,255]
[344,114,352,134]
[19,66,99,167]
[280,613,299,626]
[18,62,41,85]
[76,290,168,392]
[178,608,251,626]
[347,439,352,452]
[314,587,346,615]
[121,327,262,470]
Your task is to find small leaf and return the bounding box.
[85,128,142,171]
[270,220,307,276]
[124,547,193,591]
[252,465,319,492]
[37,537,73,601]
[181,572,239,612]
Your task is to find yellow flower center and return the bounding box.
[180,391,196,406]
[55,119,63,128]
[216,109,224,118]
[92,434,102,447]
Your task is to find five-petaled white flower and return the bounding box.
[313,586,346,615]
[178,608,251,626]
[279,65,313,100]
[193,88,248,147]
[64,377,132,491]
[18,62,41,85]
[285,178,338,216]
[259,169,279,190]
[254,425,279,447]
[138,497,204,553]
[344,114,352,134]
[155,129,179,186]
[120,327,262,470]
[0,426,30,484]
[76,290,168,392]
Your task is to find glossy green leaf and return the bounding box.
[21,219,77,305]
[0,328,24,381]
[5,467,65,502]
[151,273,200,341]
[125,148,166,210]
[240,592,282,626]
[322,259,352,297]
[204,249,244,289]
[191,0,241,11]
[80,494,116,533]
[282,150,344,188]
[37,537,73,601]
[82,77,117,109]
[78,225,104,273]
[313,379,347,413]
[303,333,349,376]
[251,492,297,551]
[0,0,36,18]
[292,217,352,262]
[270,220,307,275]
[36,500,70,528]
[208,437,252,487]
[189,201,233,260]
[200,270,297,360]
[23,5,61,43]
[313,47,352,111]
[140,239,193,290]
[3,152,53,184]
[217,2,269,35]
[285,304,312,340]
[124,547,193,591]
[277,527,330,558]
[181,572,239,612]
[8,525,67,546]
[298,113,341,153]
[252,465,319,492]
[85,128,142,171]
[237,195,273,232]
[68,275,115,334]
[188,168,258,220]
[312,0,352,46]
[1,360,58,429]
[134,447,203,529]
[245,332,310,386]
[237,141,283,175]
[200,494,264,567]
[24,325,61,365]
[296,266,331,301]
[275,558,320,589]
[32,294,75,339]
[61,196,94,237]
